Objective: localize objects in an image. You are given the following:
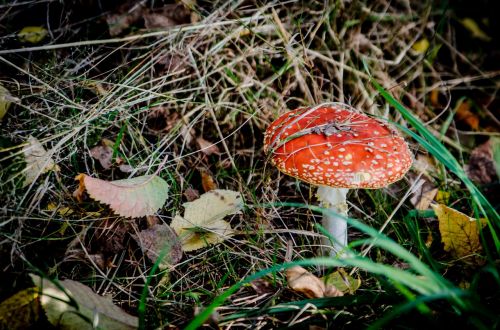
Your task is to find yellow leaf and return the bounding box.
[322,268,361,294]
[286,266,343,299]
[435,190,450,204]
[432,204,486,263]
[170,189,242,252]
[18,26,48,43]
[75,173,168,218]
[47,202,74,216]
[460,18,491,42]
[412,38,430,53]
[0,288,40,329]
[22,136,60,187]
[0,84,15,121]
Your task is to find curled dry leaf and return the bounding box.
[75,174,168,218]
[170,189,243,252]
[133,224,183,268]
[432,204,486,264]
[286,266,343,299]
[22,136,60,187]
[30,274,138,330]
[196,137,221,156]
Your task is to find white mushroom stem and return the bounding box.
[316,186,349,257]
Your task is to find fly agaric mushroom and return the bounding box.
[264,103,412,256]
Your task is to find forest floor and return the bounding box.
[1,1,499,329]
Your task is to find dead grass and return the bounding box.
[1,0,499,328]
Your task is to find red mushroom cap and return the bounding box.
[264,103,413,189]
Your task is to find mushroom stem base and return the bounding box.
[317,186,349,256]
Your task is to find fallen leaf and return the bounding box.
[435,190,450,204]
[196,137,220,156]
[30,274,138,330]
[18,26,47,43]
[0,84,17,121]
[429,89,440,107]
[47,202,74,216]
[412,38,430,53]
[249,279,275,296]
[0,288,40,329]
[455,100,479,130]
[22,136,60,187]
[146,215,160,227]
[146,107,179,133]
[170,189,242,252]
[321,268,361,295]
[460,18,492,42]
[88,253,107,270]
[432,204,486,263]
[144,12,177,29]
[94,218,131,254]
[90,144,113,170]
[183,187,200,202]
[106,3,145,36]
[286,266,343,299]
[200,169,217,192]
[75,173,168,218]
[412,185,438,210]
[465,138,499,184]
[132,224,183,268]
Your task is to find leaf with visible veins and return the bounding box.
[75,174,168,218]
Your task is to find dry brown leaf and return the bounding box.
[200,169,217,192]
[410,179,438,210]
[183,187,200,202]
[286,266,343,299]
[22,136,60,187]
[90,144,113,170]
[432,204,486,264]
[249,279,275,296]
[106,3,145,36]
[133,224,183,268]
[430,89,440,107]
[74,173,168,218]
[465,139,498,184]
[144,12,177,29]
[456,100,479,130]
[146,215,160,227]
[196,137,220,156]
